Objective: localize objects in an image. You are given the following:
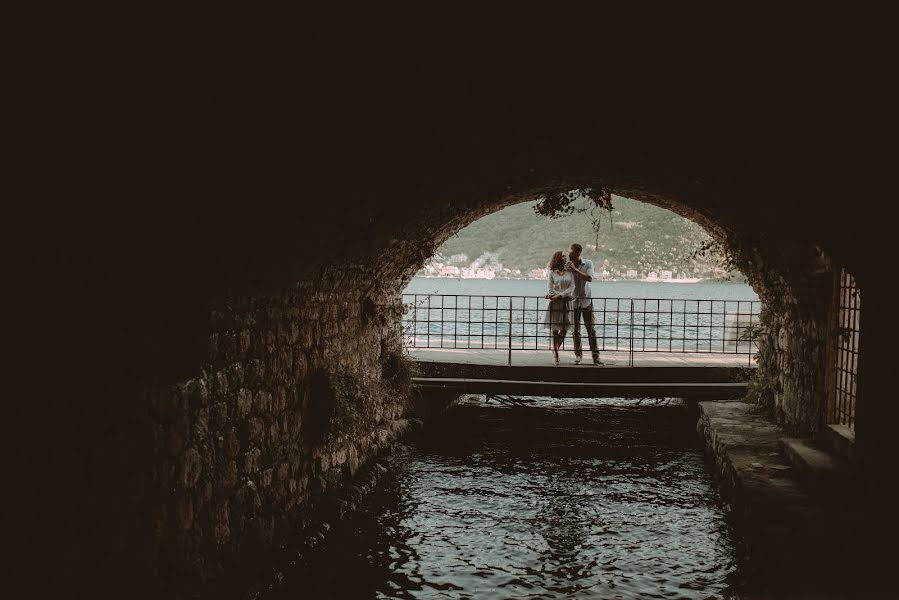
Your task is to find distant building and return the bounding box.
[447,254,469,264]
[460,266,497,279]
[660,270,672,279]
[626,269,638,279]
[529,268,547,279]
[438,266,461,276]
[470,252,501,271]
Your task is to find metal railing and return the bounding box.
[402,294,761,366]
[828,267,861,428]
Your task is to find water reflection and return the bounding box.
[276,400,743,599]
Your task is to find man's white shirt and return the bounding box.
[571,259,595,309]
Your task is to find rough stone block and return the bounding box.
[239,329,252,355]
[331,447,348,468]
[237,388,253,417]
[214,371,230,397]
[223,429,240,459]
[220,332,238,362]
[253,390,271,414]
[192,407,209,440]
[227,362,245,388]
[213,504,231,545]
[246,418,264,442]
[197,480,213,510]
[273,388,287,412]
[207,333,219,363]
[260,468,273,489]
[223,461,238,488]
[294,352,307,380]
[243,447,261,474]
[179,447,203,488]
[269,422,280,446]
[349,444,361,474]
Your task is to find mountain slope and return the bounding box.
[430,196,737,280]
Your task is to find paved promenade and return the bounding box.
[407,347,756,368]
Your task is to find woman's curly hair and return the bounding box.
[547,250,566,271]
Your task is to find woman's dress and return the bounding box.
[542,269,575,331]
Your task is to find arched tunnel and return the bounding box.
[14,5,895,598]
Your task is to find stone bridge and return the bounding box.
[412,360,752,400]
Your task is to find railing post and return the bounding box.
[750,301,758,367]
[629,299,635,367]
[507,298,513,366]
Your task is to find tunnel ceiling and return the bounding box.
[50,5,885,295]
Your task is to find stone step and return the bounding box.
[779,437,854,497]
[818,423,856,463]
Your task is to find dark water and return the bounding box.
[275,399,745,599]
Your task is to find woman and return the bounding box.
[542,250,575,365]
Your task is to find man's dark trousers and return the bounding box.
[573,304,599,361]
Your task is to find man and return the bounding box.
[566,243,603,365]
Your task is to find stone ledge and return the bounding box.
[780,437,854,497]
[697,401,891,599]
[818,423,856,464]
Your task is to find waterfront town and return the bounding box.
[417,251,718,282]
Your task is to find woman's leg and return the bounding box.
[553,330,562,364]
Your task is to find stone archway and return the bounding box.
[14,5,893,598]
[377,181,833,427]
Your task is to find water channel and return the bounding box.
[273,397,748,599]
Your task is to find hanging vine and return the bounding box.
[687,239,740,282]
[533,187,615,248]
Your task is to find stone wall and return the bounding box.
[752,272,834,437]
[15,269,417,599]
[760,307,828,436]
[150,276,418,596]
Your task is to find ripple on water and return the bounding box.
[276,402,744,599]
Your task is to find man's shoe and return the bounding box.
[574,356,582,364]
[593,358,605,366]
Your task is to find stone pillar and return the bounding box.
[754,270,832,436]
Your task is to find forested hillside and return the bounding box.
[430,195,738,280]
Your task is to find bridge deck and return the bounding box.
[410,349,754,399]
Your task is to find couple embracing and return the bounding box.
[542,243,603,366]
